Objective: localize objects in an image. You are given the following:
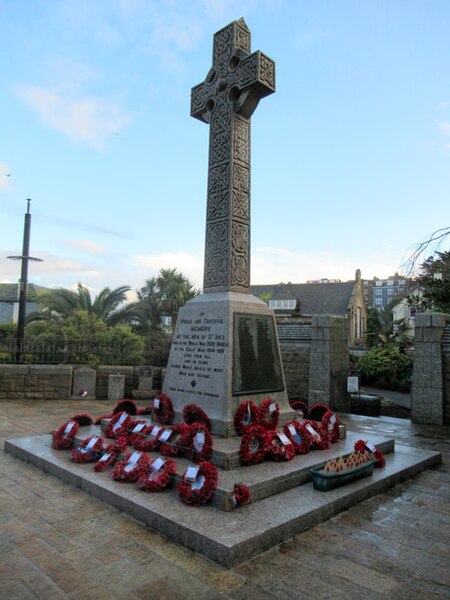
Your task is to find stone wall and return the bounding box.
[308,315,350,412]
[0,365,72,400]
[412,312,450,425]
[279,347,310,401]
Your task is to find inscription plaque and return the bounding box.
[233,313,284,395]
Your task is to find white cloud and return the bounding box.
[62,239,109,256]
[0,161,12,191]
[16,85,131,149]
[127,251,204,287]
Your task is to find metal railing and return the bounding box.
[0,337,141,365]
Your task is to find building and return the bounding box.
[251,270,367,348]
[362,275,414,311]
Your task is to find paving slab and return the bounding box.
[5,433,441,566]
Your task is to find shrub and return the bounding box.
[357,345,413,392]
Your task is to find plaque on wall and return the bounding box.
[233,313,285,395]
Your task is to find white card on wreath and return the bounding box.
[132,423,145,433]
[99,453,111,463]
[269,402,277,414]
[151,457,165,472]
[153,398,160,409]
[288,424,297,436]
[185,465,199,481]
[85,437,99,450]
[64,421,75,434]
[366,442,376,452]
[277,432,291,446]
[159,429,172,442]
[193,431,205,452]
[150,425,162,437]
[191,474,205,490]
[306,424,320,438]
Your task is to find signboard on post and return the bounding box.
[347,376,360,393]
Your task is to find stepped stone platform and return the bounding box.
[4,424,441,566]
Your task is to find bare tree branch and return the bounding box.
[399,227,450,276]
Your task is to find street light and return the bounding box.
[7,199,43,362]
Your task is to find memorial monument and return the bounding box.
[163,18,294,435]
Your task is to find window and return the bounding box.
[375,298,383,305]
[387,288,394,295]
[269,299,296,309]
[375,281,383,286]
[375,289,382,295]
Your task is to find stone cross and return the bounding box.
[191,18,275,294]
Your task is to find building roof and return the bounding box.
[0,283,51,302]
[251,281,356,316]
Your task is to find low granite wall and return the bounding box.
[0,365,72,400]
[280,347,310,402]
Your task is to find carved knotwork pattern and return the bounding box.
[210,103,231,164]
[231,255,248,287]
[235,22,250,52]
[205,253,227,287]
[213,27,232,74]
[191,84,209,114]
[232,164,249,220]
[208,164,230,220]
[260,54,275,89]
[232,222,249,254]
[233,116,249,163]
[237,54,258,88]
[206,222,228,254]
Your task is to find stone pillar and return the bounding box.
[411,312,449,425]
[308,315,350,412]
[71,367,96,400]
[108,374,125,402]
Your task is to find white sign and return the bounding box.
[347,376,360,393]
[132,423,145,433]
[151,457,165,472]
[153,398,160,409]
[64,421,75,435]
[113,412,128,432]
[185,465,199,482]
[124,452,141,473]
[150,425,162,438]
[288,424,297,437]
[99,453,111,463]
[85,437,99,451]
[306,424,320,439]
[193,431,205,452]
[159,429,172,442]
[277,432,291,446]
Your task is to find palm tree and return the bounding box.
[27,283,135,326]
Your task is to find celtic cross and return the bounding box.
[191,18,275,293]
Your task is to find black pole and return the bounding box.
[15,199,32,362]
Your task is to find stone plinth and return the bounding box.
[71,367,96,400]
[108,374,125,402]
[162,292,295,436]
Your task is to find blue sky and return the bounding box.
[1,0,449,297]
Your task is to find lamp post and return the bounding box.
[7,199,43,362]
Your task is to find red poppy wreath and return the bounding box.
[112,451,151,483]
[322,410,340,443]
[239,424,267,465]
[152,393,175,425]
[136,456,177,492]
[231,483,251,507]
[354,439,386,468]
[282,420,312,454]
[159,424,191,457]
[234,400,262,436]
[132,423,164,452]
[177,461,218,506]
[265,430,295,462]
[70,413,93,426]
[52,419,80,450]
[71,435,104,463]
[126,419,150,445]
[93,436,128,472]
[260,397,280,430]
[185,422,213,463]
[104,411,133,439]
[303,420,329,450]
[182,403,212,430]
